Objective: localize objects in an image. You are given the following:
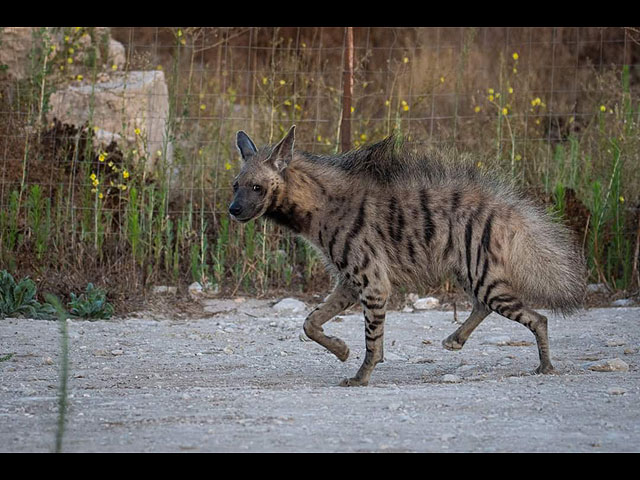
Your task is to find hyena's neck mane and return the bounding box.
[297,134,480,187]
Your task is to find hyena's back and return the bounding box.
[339,166,585,316]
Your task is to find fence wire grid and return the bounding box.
[1,26,639,299]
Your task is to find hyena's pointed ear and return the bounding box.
[236,130,258,161]
[268,125,296,172]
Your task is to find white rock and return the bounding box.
[413,297,440,310]
[188,282,204,299]
[611,298,634,307]
[586,283,608,294]
[152,285,177,295]
[586,358,629,372]
[482,335,512,346]
[442,374,462,383]
[607,387,626,395]
[47,70,173,174]
[273,298,307,314]
[605,338,626,347]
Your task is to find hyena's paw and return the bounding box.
[339,376,369,387]
[442,334,464,351]
[533,363,555,375]
[327,337,349,362]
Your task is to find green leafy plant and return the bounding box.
[67,283,114,319]
[0,270,55,319]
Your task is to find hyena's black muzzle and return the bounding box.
[228,188,263,222]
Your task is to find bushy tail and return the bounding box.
[507,207,587,315]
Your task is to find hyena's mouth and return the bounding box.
[229,213,255,223]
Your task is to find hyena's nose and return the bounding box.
[229,203,242,217]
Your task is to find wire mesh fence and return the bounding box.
[1,27,639,304]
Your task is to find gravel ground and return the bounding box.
[1,298,639,452]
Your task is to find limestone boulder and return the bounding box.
[47,70,173,173]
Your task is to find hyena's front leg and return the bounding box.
[340,286,390,387]
[303,282,358,362]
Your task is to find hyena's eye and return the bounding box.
[252,184,262,193]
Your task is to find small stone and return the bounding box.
[586,283,607,294]
[606,338,626,347]
[273,298,307,314]
[152,285,177,295]
[44,357,54,365]
[222,346,233,355]
[442,374,462,383]
[413,297,440,310]
[482,335,511,346]
[188,282,204,299]
[111,349,124,356]
[586,358,629,372]
[607,387,626,396]
[611,298,633,307]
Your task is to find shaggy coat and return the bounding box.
[229,126,586,386]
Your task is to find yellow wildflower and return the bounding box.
[90,173,97,180]
[98,152,106,162]
[294,104,302,111]
[474,106,481,113]
[262,77,268,85]
[122,170,130,179]
[67,57,73,64]
[385,100,390,107]
[279,79,286,86]
[401,100,409,112]
[502,107,509,116]
[488,88,494,94]
[508,87,514,94]
[351,106,355,113]
[112,64,118,71]
[68,47,74,54]
[99,193,104,199]
[360,133,367,141]
[488,94,494,102]
[200,104,206,111]
[403,57,409,64]
[224,162,232,171]
[619,196,625,203]
[512,52,519,60]
[440,76,445,83]
[76,74,83,81]
[284,100,292,106]
[134,127,141,135]
[600,105,606,112]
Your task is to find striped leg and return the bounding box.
[303,281,358,362]
[340,287,389,387]
[443,300,491,351]
[484,284,554,374]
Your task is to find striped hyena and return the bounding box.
[229,125,586,387]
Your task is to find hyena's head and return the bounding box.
[228,125,295,222]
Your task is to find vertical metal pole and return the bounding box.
[340,27,354,153]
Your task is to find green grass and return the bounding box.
[0,27,638,304]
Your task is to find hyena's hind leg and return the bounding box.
[442,300,491,351]
[483,282,554,374]
[303,281,358,362]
